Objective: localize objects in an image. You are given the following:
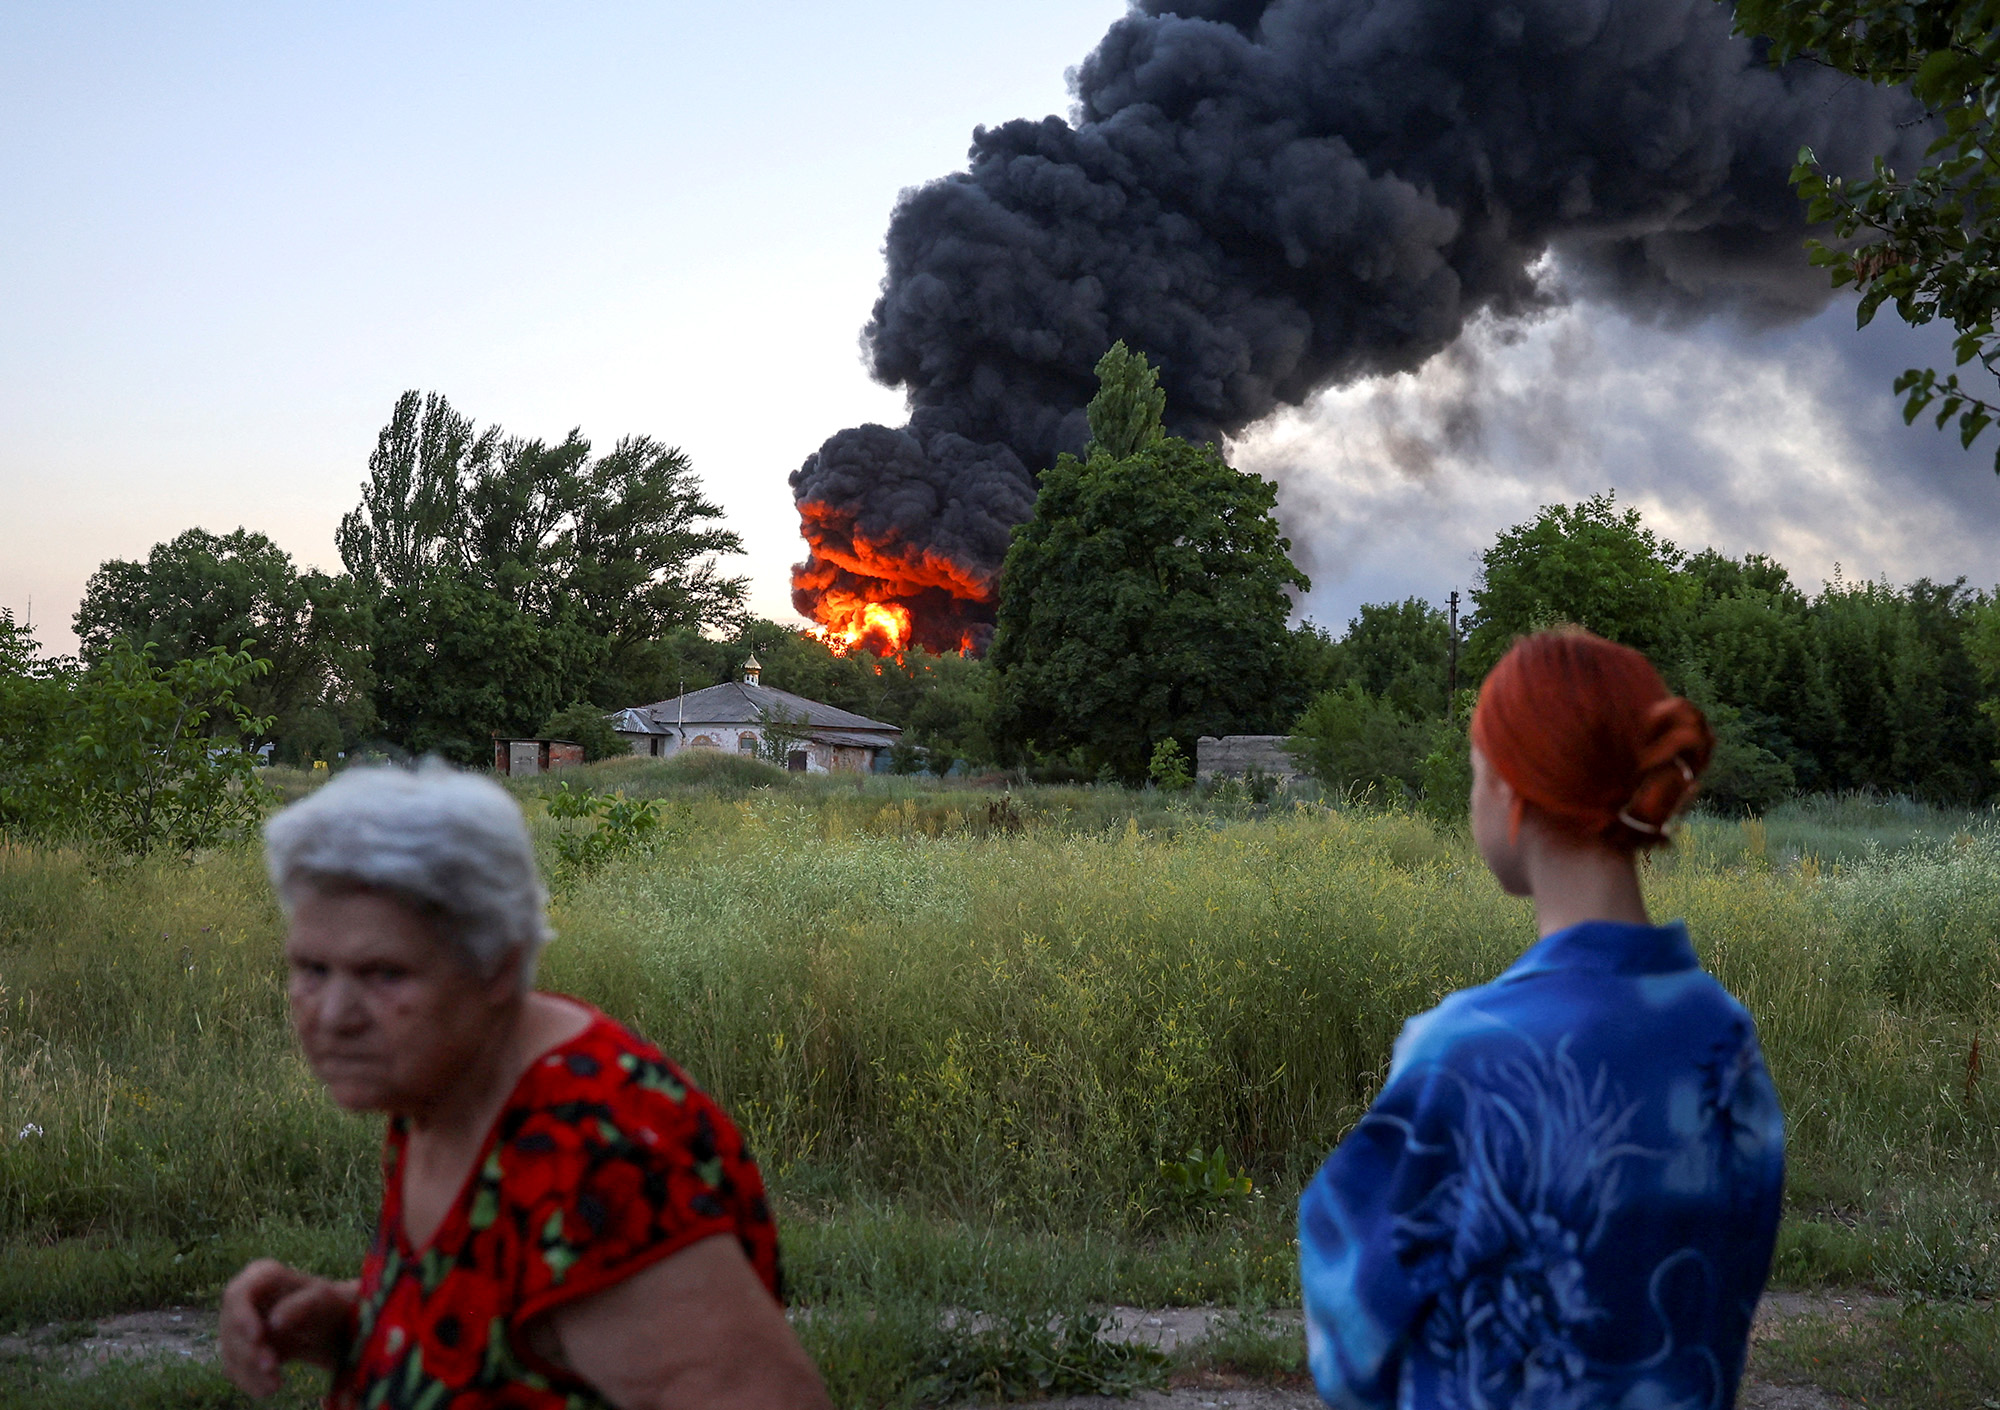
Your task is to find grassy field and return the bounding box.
[1,757,1996,1405]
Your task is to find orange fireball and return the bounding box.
[813,589,913,657]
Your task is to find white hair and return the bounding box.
[263,761,553,988]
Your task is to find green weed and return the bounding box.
[1753,1300,2000,1409]
[0,778,1995,1406]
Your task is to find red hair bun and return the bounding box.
[1470,628,1714,851]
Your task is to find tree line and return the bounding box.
[1290,495,2000,813]
[4,368,1996,856]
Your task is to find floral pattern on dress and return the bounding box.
[327,1006,781,1410]
[1299,921,1785,1410]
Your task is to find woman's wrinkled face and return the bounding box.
[1470,745,1531,897]
[284,888,510,1115]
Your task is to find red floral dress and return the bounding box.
[328,1005,781,1409]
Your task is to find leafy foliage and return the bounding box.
[1083,339,1167,460]
[339,391,748,756]
[1157,1146,1256,1212]
[544,784,668,887]
[537,702,630,763]
[1464,492,1694,675]
[62,643,275,857]
[917,1308,1169,1404]
[1148,738,1193,791]
[1312,496,2000,813]
[1732,0,2000,471]
[73,527,374,763]
[370,567,602,762]
[990,346,1310,780]
[753,703,811,767]
[2,615,275,855]
[1316,597,1453,719]
[0,611,78,836]
[1287,683,1430,798]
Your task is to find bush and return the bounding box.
[537,702,630,763]
[1148,738,1193,791]
[1287,683,1428,797]
[1417,714,1472,823]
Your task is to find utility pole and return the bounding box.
[1446,590,1460,722]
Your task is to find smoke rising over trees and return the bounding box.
[793,0,1930,642]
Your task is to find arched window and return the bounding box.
[739,732,759,754]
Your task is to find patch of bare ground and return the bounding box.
[0,1307,217,1376]
[0,1288,1901,1403]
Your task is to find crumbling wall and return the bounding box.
[1196,735,1303,784]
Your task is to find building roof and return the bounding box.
[612,681,901,737]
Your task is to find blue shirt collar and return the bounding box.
[1502,919,1699,979]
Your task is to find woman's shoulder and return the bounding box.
[517,1003,717,1129]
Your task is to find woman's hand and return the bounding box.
[219,1258,359,1398]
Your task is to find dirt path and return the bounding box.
[0,1290,1892,1402]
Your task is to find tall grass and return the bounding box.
[0,778,1995,1329]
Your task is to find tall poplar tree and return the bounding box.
[990,345,1309,779]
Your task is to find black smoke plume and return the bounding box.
[792,0,1926,647]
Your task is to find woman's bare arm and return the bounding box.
[540,1234,831,1410]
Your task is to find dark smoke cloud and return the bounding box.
[792,0,1928,627]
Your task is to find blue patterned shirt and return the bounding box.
[1299,920,1785,1410]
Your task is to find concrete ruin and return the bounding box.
[1195,735,1304,785]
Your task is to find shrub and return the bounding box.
[1287,683,1428,797]
[537,702,630,763]
[1148,738,1193,791]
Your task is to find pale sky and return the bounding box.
[3,2,1994,658]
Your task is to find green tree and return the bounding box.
[340,391,749,754]
[1285,684,1430,797]
[64,643,274,856]
[1682,551,1833,789]
[1321,598,1453,719]
[1733,0,2000,471]
[74,527,374,761]
[1417,708,1476,824]
[1803,575,1997,802]
[1967,594,2000,767]
[0,612,76,835]
[1085,340,1168,459]
[989,346,1310,780]
[1465,493,1695,677]
[371,568,602,763]
[753,703,812,767]
[538,702,631,763]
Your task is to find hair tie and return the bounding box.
[1616,757,1695,837]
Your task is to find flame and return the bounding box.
[814,589,914,657]
[792,500,996,658]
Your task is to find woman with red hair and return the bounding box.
[1299,629,1785,1410]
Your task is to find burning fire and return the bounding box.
[793,501,996,658]
[815,590,914,657]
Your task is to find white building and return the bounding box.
[608,656,902,774]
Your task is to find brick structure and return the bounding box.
[492,739,586,777]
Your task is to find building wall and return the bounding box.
[1196,735,1304,783]
[616,728,893,774]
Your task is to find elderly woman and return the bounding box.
[220,764,830,1410]
[1299,630,1787,1410]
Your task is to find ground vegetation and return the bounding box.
[0,767,1994,1405]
